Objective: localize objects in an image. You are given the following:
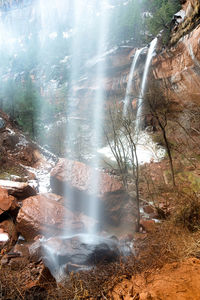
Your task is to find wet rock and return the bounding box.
[16,193,97,241]
[41,234,121,281]
[51,158,124,196]
[153,24,200,105]
[0,187,15,215]
[28,239,42,263]
[0,180,37,200]
[50,158,128,225]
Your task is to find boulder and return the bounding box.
[16,193,97,241]
[0,187,15,215]
[28,239,43,263]
[0,180,37,200]
[50,158,128,225]
[41,234,121,281]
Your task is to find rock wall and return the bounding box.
[153,24,200,105]
[73,46,145,116]
[152,0,200,106]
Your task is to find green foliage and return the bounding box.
[108,0,181,46]
[1,77,39,137]
[144,0,181,37]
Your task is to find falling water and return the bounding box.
[136,37,158,132]
[63,0,87,229]
[0,0,162,280]
[88,2,109,234]
[123,48,144,116]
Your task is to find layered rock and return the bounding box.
[16,193,96,241]
[71,46,145,120]
[153,24,200,105]
[152,0,200,106]
[50,158,128,225]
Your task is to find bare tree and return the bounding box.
[105,103,141,231]
[145,80,176,186]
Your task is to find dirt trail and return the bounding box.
[111,258,200,300]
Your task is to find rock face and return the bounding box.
[153,0,200,106]
[41,234,121,281]
[0,187,15,215]
[153,25,200,105]
[16,193,96,241]
[50,158,128,225]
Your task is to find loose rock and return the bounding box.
[16,193,97,241]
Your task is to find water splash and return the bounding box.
[123,48,144,116]
[136,37,158,132]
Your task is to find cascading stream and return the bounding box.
[123,48,144,116]
[135,37,158,132]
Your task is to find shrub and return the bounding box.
[173,193,200,232]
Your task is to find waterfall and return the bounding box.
[88,2,109,234]
[135,37,158,132]
[123,48,144,116]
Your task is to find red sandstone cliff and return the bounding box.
[152,0,200,106]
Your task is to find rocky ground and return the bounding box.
[0,110,136,298]
[0,108,200,299]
